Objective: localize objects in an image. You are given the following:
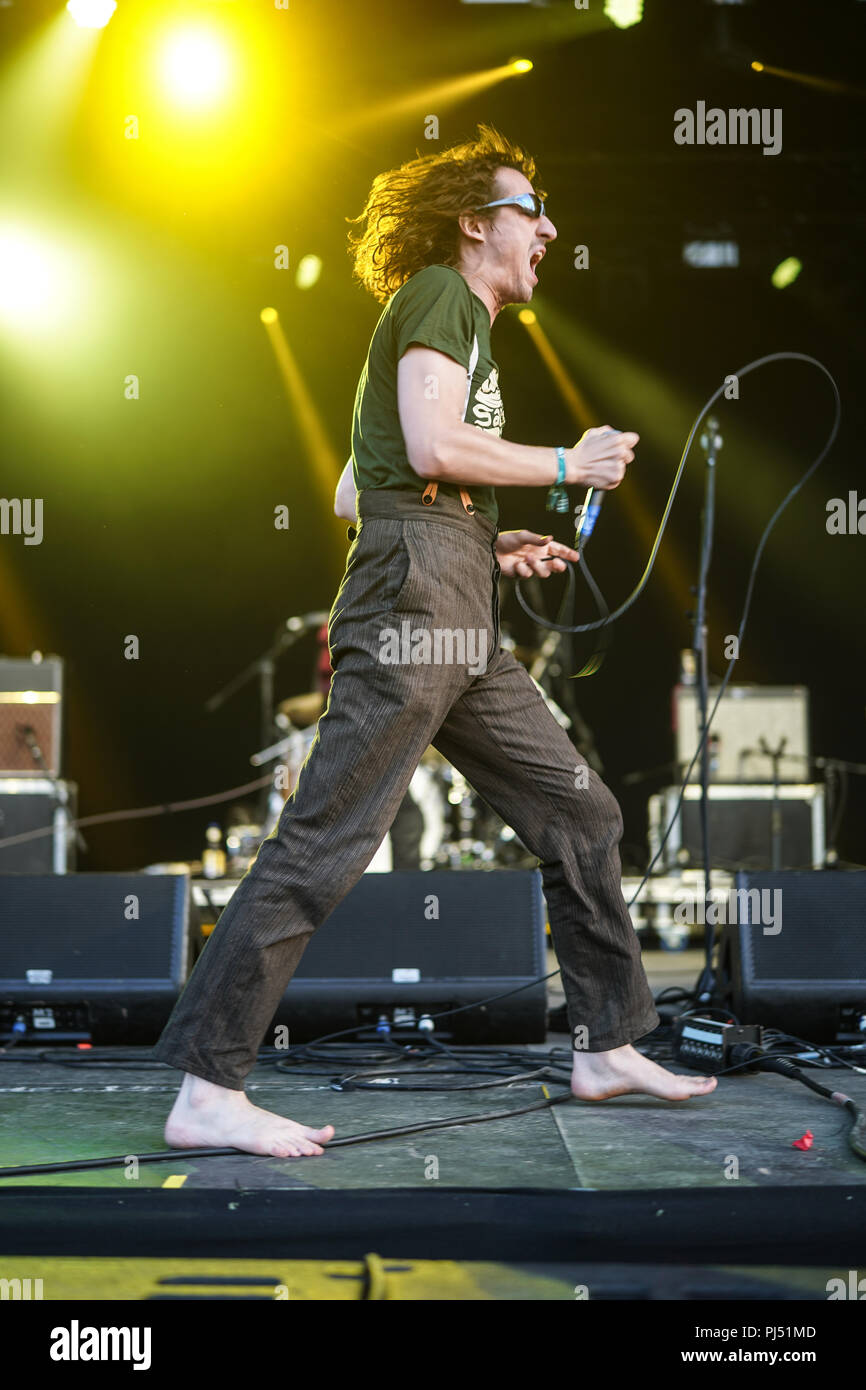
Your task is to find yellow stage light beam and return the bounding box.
[0,11,102,189]
[332,62,531,133]
[0,226,62,328]
[66,0,116,29]
[750,61,866,98]
[159,26,233,109]
[260,307,346,566]
[83,3,287,217]
[411,2,608,70]
[0,221,88,341]
[517,310,594,433]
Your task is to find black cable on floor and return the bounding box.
[0,1087,574,1180]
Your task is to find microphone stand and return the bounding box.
[18,728,87,861]
[737,750,866,867]
[758,735,788,870]
[693,417,722,1006]
[204,615,318,822]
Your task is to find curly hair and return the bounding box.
[348,123,544,304]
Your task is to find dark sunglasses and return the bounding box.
[474,192,546,220]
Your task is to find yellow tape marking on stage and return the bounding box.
[161,1174,188,1188]
[0,1256,576,1300]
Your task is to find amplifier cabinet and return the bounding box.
[722,869,866,1042]
[0,655,63,776]
[0,873,192,1044]
[0,778,77,872]
[674,684,809,784]
[649,783,825,873]
[269,869,549,1044]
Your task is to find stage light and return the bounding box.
[260,311,346,566]
[66,0,116,28]
[159,28,232,108]
[604,0,643,29]
[516,306,593,432]
[0,225,67,332]
[337,61,537,132]
[683,240,740,268]
[746,63,863,97]
[295,255,323,290]
[771,257,802,289]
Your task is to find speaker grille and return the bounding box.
[295,870,544,980]
[736,871,866,983]
[0,874,189,984]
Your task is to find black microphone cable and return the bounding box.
[513,353,841,911]
[729,1043,866,1163]
[514,352,841,638]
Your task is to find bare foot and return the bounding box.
[571,1044,718,1102]
[164,1072,335,1158]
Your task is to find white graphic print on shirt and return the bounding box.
[471,366,505,434]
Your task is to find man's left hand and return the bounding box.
[495,530,579,579]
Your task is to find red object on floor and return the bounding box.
[792,1130,814,1150]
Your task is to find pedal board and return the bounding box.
[673,1015,763,1073]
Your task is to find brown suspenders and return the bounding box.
[421,481,475,514]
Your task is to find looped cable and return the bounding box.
[513,352,841,643]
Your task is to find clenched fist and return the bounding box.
[565,425,638,490]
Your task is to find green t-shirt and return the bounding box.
[350,263,503,526]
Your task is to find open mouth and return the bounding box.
[528,249,544,283]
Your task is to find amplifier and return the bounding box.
[674,683,809,783]
[0,655,63,776]
[0,873,192,1044]
[720,870,866,1043]
[269,869,548,1044]
[648,783,825,872]
[0,778,77,872]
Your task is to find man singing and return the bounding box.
[153,125,715,1159]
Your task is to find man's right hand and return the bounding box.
[566,426,638,489]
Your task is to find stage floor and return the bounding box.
[1,948,864,1298]
[2,1047,864,1193]
[3,944,865,1192]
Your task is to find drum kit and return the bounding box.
[211,609,597,877]
[245,691,550,874]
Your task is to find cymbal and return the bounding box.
[277,692,325,727]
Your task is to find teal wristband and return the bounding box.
[546,446,569,514]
